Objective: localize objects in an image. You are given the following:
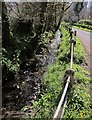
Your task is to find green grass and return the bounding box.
[21,26,91,119]
[73,26,92,32]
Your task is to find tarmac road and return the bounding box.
[73,28,92,97]
[73,28,92,75]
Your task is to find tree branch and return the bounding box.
[6,3,20,18]
[15,2,21,15]
[64,3,73,12]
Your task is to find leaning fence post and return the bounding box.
[70,30,77,59]
[73,30,77,52]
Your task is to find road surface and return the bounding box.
[73,28,92,76]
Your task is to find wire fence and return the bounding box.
[53,28,77,119]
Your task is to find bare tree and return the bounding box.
[74,2,84,21]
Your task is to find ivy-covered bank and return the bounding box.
[22,26,91,119]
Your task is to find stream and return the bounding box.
[2,30,61,115]
[47,30,61,64]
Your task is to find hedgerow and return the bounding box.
[73,19,92,32]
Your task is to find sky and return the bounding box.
[86,0,92,7]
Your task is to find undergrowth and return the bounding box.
[22,26,91,119]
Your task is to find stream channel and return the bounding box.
[2,30,61,114]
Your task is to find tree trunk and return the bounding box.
[30,3,47,53]
[2,3,10,49]
[37,2,47,35]
[55,12,64,32]
[78,14,80,21]
[55,4,57,30]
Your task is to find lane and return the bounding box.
[73,28,92,74]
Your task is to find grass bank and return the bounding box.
[22,26,91,119]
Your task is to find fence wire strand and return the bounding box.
[53,76,70,119]
[53,30,76,119]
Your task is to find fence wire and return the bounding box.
[53,29,76,119]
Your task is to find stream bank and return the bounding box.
[2,30,61,117]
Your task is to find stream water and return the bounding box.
[2,30,61,114]
[47,30,61,64]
